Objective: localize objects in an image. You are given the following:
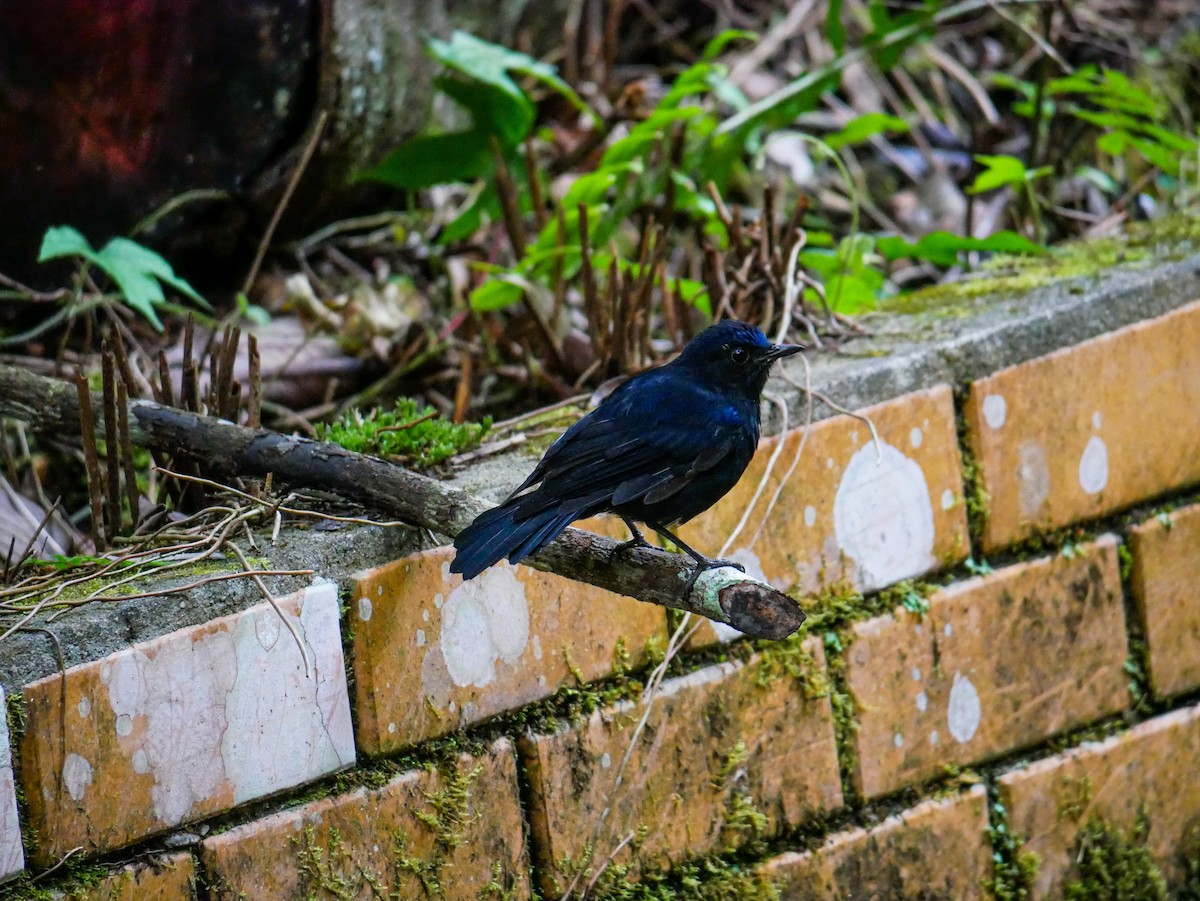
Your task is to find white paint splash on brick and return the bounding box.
[0,687,23,880]
[947,672,981,744]
[1018,440,1051,517]
[224,583,356,805]
[100,582,354,827]
[941,489,955,510]
[358,597,373,621]
[910,427,923,448]
[982,394,1007,429]
[833,442,935,591]
[440,565,530,688]
[1078,436,1109,495]
[62,753,93,801]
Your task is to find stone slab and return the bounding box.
[57,853,196,900]
[1130,503,1200,698]
[999,702,1200,897]
[20,582,354,865]
[965,298,1200,549]
[351,547,666,754]
[760,786,991,899]
[0,686,23,882]
[679,384,968,643]
[520,643,842,893]
[201,737,529,900]
[846,537,1128,797]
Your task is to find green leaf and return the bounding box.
[469,278,524,312]
[361,130,495,189]
[37,227,207,331]
[436,74,531,148]
[876,230,1044,266]
[701,29,757,61]
[429,31,588,118]
[826,0,846,52]
[38,225,95,262]
[824,113,908,150]
[969,155,1030,193]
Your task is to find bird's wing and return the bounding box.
[514,371,747,513]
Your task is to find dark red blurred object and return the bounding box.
[0,1,318,282]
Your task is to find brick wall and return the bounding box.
[3,293,1200,898]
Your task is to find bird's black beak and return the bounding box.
[765,342,804,361]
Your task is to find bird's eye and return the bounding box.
[730,346,749,365]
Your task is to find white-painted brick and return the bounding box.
[0,686,23,881]
[21,582,355,862]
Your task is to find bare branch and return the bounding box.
[0,364,806,640]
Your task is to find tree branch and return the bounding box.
[0,364,806,639]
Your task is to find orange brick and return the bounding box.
[846,537,1128,798]
[1130,503,1200,698]
[760,786,991,899]
[200,737,529,900]
[351,547,666,754]
[19,583,354,865]
[679,385,968,643]
[0,686,23,881]
[520,643,842,892]
[999,702,1200,897]
[60,853,195,900]
[965,298,1200,550]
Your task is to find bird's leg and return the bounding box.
[612,517,653,555]
[647,523,745,595]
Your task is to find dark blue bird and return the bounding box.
[450,320,803,582]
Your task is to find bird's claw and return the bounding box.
[612,535,653,556]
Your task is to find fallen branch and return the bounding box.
[0,364,806,639]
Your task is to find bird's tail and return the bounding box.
[450,501,578,580]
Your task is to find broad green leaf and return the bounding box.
[824,113,908,150]
[38,225,95,262]
[429,31,589,118]
[469,278,524,312]
[38,227,207,331]
[436,74,531,148]
[98,238,205,304]
[820,272,878,313]
[1128,134,1183,174]
[876,230,1044,266]
[360,131,494,189]
[969,155,1029,193]
[1096,130,1129,156]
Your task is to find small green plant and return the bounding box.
[316,399,491,469]
[37,225,209,331]
[985,800,1040,901]
[1064,814,1167,901]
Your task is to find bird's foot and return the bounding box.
[683,556,745,595]
[612,533,654,556]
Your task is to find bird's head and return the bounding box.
[674,320,803,397]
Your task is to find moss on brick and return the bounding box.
[1178,823,1200,901]
[1063,812,1167,901]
